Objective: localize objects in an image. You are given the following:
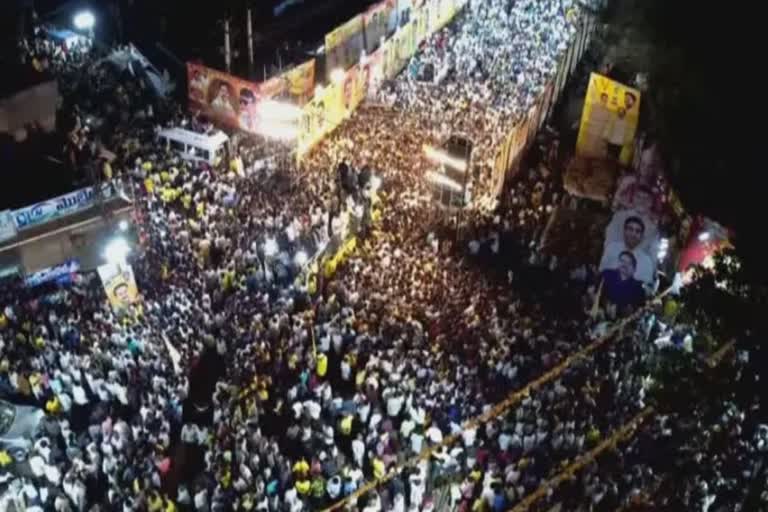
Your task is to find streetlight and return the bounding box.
[104,237,131,264]
[73,11,96,32]
[118,220,129,232]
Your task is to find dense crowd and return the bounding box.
[1,2,762,512]
[381,0,584,203]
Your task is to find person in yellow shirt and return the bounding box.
[317,353,328,377]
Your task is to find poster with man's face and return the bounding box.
[599,211,659,284]
[97,262,140,312]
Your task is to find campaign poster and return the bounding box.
[187,63,261,133]
[276,59,317,106]
[325,15,365,77]
[362,46,386,96]
[364,0,395,53]
[98,262,140,313]
[576,73,641,165]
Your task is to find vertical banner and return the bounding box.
[363,46,386,96]
[539,82,555,130]
[556,54,568,98]
[0,210,17,243]
[98,262,140,313]
[527,102,540,146]
[281,59,316,105]
[438,0,456,28]
[391,20,416,77]
[427,0,442,35]
[414,3,429,43]
[364,0,395,53]
[326,15,365,77]
[567,39,578,80]
[395,0,413,29]
[576,73,641,165]
[382,36,398,80]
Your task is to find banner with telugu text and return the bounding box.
[576,73,641,165]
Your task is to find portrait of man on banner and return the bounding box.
[599,214,656,284]
[208,80,237,117]
[98,262,140,313]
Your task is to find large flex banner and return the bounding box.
[188,63,261,131]
[364,0,396,53]
[280,59,317,105]
[187,61,315,133]
[576,73,641,166]
[326,15,365,76]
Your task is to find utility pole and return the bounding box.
[224,18,232,73]
[246,8,254,76]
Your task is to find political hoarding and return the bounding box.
[326,15,365,77]
[362,46,386,97]
[0,211,17,243]
[187,61,315,135]
[12,182,117,231]
[280,59,317,105]
[188,63,261,132]
[98,262,140,313]
[576,73,641,166]
[364,0,395,53]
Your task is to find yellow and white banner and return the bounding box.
[576,73,641,165]
[98,262,140,313]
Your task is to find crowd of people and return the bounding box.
[1,2,762,512]
[380,0,586,204]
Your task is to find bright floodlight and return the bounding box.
[118,220,129,232]
[424,145,468,172]
[263,238,279,257]
[257,100,302,122]
[104,237,130,264]
[330,68,346,84]
[698,231,711,242]
[256,121,299,141]
[73,11,95,31]
[426,171,463,192]
[294,251,309,267]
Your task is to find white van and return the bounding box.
[157,128,229,166]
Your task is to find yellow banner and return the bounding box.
[428,0,441,34]
[576,73,641,165]
[414,4,430,43]
[439,0,456,27]
[298,81,339,158]
[326,15,365,75]
[391,20,416,76]
[281,59,316,105]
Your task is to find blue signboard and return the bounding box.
[12,184,115,231]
